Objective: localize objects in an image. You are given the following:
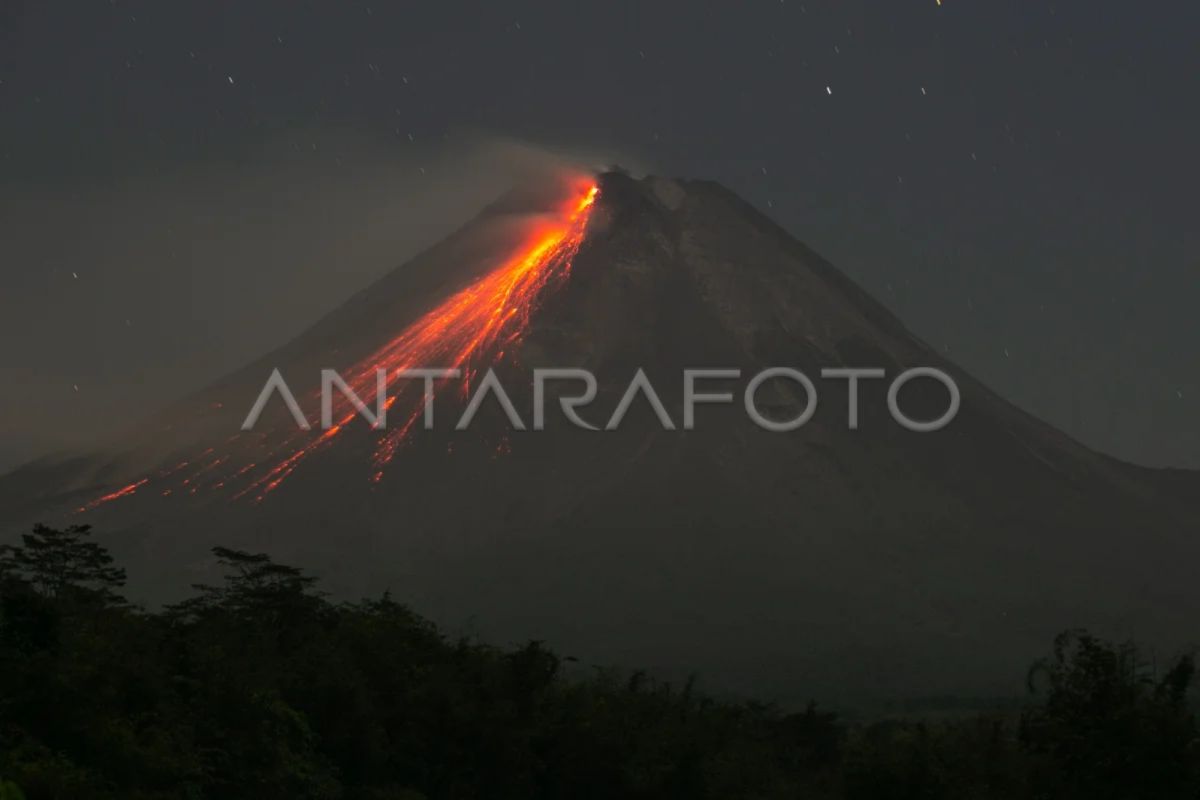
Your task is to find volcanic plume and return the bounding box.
[2,171,1198,706]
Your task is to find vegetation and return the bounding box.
[0,524,1197,799]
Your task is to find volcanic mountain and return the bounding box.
[2,170,1197,706]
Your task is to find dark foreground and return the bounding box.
[1,525,1196,800]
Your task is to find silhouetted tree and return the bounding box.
[1021,629,1199,799]
[4,525,1200,799]
[168,546,323,623]
[0,524,124,603]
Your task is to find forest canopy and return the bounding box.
[0,524,1197,800]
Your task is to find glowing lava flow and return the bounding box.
[238,180,598,497]
[78,478,149,512]
[80,180,598,511]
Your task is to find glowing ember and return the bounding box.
[78,478,149,512]
[80,179,599,510]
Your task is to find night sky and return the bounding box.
[0,0,1196,470]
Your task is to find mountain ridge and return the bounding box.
[2,171,1196,705]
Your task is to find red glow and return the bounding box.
[243,181,598,498]
[78,179,599,510]
[79,478,149,511]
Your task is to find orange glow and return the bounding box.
[79,478,149,511]
[243,180,599,497]
[78,179,599,510]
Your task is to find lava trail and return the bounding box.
[242,179,598,497]
[82,179,599,509]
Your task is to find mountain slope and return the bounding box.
[2,171,1196,705]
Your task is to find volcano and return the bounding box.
[2,171,1197,706]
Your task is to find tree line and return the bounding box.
[1,524,1197,799]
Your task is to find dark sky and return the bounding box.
[0,0,1197,470]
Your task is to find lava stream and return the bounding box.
[82,179,599,510]
[78,478,149,512]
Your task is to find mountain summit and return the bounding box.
[3,171,1197,704]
